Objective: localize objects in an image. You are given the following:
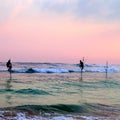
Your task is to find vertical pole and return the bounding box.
[105,61,108,79]
[9,70,12,80]
[80,69,83,80]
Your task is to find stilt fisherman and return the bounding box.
[79,60,84,71]
[6,59,12,72]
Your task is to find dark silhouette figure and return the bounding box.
[79,60,84,81]
[79,60,84,70]
[105,61,108,79]
[6,59,12,72]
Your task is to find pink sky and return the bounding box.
[0,0,120,64]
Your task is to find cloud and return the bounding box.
[0,0,120,23]
[0,0,13,23]
[32,0,120,21]
[75,0,120,21]
[0,0,33,23]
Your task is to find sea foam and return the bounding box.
[0,111,101,120]
[0,63,120,73]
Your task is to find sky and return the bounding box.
[0,0,120,64]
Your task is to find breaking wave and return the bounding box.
[0,63,120,73]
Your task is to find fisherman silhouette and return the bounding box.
[79,60,84,81]
[79,60,84,70]
[6,59,12,72]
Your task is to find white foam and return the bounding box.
[0,68,7,72]
[1,63,120,73]
[0,112,116,120]
[13,69,28,73]
[0,112,74,120]
[51,116,73,120]
[13,68,70,73]
[16,113,26,120]
[81,116,99,120]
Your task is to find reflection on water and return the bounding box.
[6,95,12,105]
[6,79,12,90]
[5,73,12,105]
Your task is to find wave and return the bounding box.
[0,88,50,95]
[1,63,120,73]
[14,104,86,114]
[11,68,75,73]
[2,103,120,114]
[10,67,120,73]
[0,103,120,120]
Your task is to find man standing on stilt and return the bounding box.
[6,59,12,72]
[79,58,84,80]
[79,59,84,71]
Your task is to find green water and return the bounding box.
[0,72,120,115]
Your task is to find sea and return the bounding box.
[0,62,120,120]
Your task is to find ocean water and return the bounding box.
[0,62,120,120]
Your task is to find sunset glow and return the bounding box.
[0,0,120,64]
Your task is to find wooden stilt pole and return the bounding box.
[105,61,108,79]
[80,69,83,80]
